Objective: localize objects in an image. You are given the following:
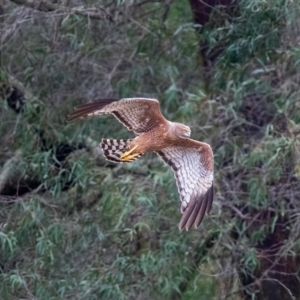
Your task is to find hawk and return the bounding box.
[67,98,214,231]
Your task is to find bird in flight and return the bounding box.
[67,98,214,230]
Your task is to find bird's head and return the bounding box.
[174,123,191,139]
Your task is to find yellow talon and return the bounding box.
[121,153,140,161]
[120,145,139,161]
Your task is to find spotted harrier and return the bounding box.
[67,98,214,230]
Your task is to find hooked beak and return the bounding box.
[183,131,191,138]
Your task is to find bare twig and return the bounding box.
[9,0,113,21]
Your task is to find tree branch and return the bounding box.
[9,0,113,21]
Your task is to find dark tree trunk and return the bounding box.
[240,218,300,300]
[188,0,237,89]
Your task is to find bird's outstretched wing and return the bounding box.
[156,140,214,231]
[67,98,167,134]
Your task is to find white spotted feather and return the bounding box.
[156,146,213,230]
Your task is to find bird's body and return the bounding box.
[125,124,170,154]
[67,98,214,230]
[122,122,193,155]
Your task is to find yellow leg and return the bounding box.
[121,145,139,161]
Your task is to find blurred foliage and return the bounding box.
[1,0,300,299]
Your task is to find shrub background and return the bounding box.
[1,1,300,299]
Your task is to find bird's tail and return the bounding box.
[100,138,143,163]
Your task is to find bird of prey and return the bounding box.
[67,98,214,231]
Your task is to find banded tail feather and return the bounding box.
[100,139,143,163]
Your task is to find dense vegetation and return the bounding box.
[1,0,300,299]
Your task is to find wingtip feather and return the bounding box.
[66,99,119,122]
[178,185,213,231]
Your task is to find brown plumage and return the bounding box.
[67,98,214,231]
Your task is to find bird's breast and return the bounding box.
[135,127,170,153]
